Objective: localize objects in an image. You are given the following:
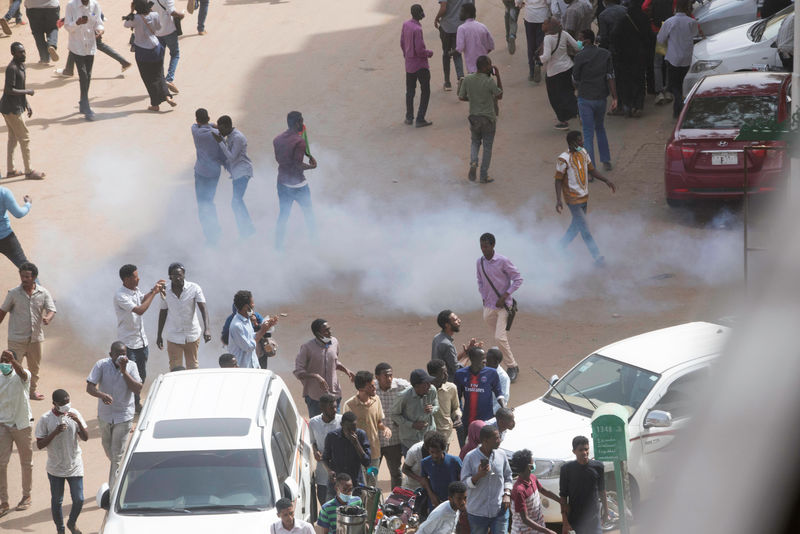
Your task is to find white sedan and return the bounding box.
[683,4,792,94]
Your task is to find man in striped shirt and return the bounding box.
[316,473,362,534]
[453,347,504,433]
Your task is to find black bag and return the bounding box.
[480,258,518,331]
[174,17,182,36]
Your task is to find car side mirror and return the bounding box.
[549,374,559,386]
[283,477,300,501]
[771,41,777,48]
[644,409,673,429]
[96,483,110,511]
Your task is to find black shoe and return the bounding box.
[415,120,432,128]
[479,176,494,183]
[67,521,83,534]
[404,118,413,125]
[508,37,516,55]
[507,366,519,383]
[443,81,452,92]
[84,110,95,121]
[468,164,477,182]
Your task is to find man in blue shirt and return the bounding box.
[454,347,505,432]
[0,186,30,269]
[213,115,255,239]
[421,432,462,511]
[227,290,275,369]
[191,108,225,245]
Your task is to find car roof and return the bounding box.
[693,72,789,98]
[595,321,730,373]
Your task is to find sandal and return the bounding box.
[147,105,159,111]
[165,97,177,108]
[25,170,45,180]
[6,170,23,178]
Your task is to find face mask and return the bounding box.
[338,493,350,502]
[577,40,584,51]
[320,336,332,344]
[0,363,12,375]
[57,403,71,414]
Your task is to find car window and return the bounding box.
[277,391,299,443]
[763,11,790,41]
[270,411,295,482]
[650,368,710,420]
[117,449,273,513]
[681,95,778,129]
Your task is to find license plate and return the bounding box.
[711,152,738,165]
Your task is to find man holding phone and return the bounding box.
[63,0,103,120]
[461,425,513,534]
[458,54,502,184]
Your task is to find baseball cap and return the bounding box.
[410,369,435,386]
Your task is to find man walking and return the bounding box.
[433,0,468,91]
[458,55,502,183]
[273,111,316,250]
[191,108,225,245]
[86,342,142,484]
[0,349,33,516]
[555,130,616,266]
[517,0,549,82]
[308,394,341,506]
[401,4,433,127]
[1,42,43,179]
[476,232,521,381]
[64,0,102,120]
[227,290,275,369]
[156,262,211,370]
[391,368,439,453]
[374,362,409,489]
[657,0,698,118]
[560,436,608,534]
[294,318,354,418]
[0,261,56,401]
[26,0,60,64]
[153,0,182,93]
[214,115,255,239]
[573,29,617,171]
[455,3,494,75]
[114,264,164,413]
[35,389,88,534]
[461,425,513,534]
[502,0,519,54]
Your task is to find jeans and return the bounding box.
[439,28,463,85]
[197,0,209,31]
[0,231,27,268]
[468,115,496,180]
[304,395,340,419]
[405,68,430,122]
[577,97,611,164]
[653,52,665,93]
[666,61,689,118]
[502,0,518,41]
[47,474,83,531]
[467,509,509,534]
[3,0,21,22]
[70,52,94,112]
[99,419,133,484]
[157,30,180,82]
[64,37,128,74]
[126,345,148,408]
[560,202,601,260]
[232,176,255,238]
[379,443,403,489]
[26,7,59,63]
[275,182,315,250]
[524,20,544,77]
[194,171,221,244]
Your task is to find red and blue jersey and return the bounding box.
[454,366,503,426]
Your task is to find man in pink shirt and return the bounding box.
[401,5,434,127]
[455,3,494,74]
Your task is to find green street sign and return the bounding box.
[591,404,629,462]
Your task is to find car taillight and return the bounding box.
[666,142,682,160]
[680,146,696,162]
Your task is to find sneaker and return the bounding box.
[479,176,494,183]
[0,19,11,35]
[508,37,516,55]
[404,118,413,125]
[554,121,569,130]
[84,110,96,121]
[468,163,477,182]
[47,45,58,62]
[443,81,452,92]
[16,496,31,511]
[533,63,541,83]
[415,119,432,128]
[25,170,45,180]
[654,91,665,105]
[507,366,519,383]
[663,91,674,103]
[603,161,613,171]
[54,68,73,77]
[14,19,24,25]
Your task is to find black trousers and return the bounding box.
[666,61,689,118]
[26,7,59,63]
[0,231,27,268]
[70,52,94,111]
[439,29,463,84]
[616,55,646,112]
[524,20,544,76]
[405,68,430,122]
[545,68,578,122]
[136,57,169,106]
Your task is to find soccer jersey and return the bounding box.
[555,148,594,205]
[454,366,503,426]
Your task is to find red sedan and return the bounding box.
[664,72,790,207]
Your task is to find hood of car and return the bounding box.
[693,19,759,59]
[102,510,277,534]
[499,398,591,460]
[695,0,751,19]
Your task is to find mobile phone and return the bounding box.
[480,458,489,468]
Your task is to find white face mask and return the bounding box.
[57,403,71,414]
[320,336,332,344]
[338,493,350,502]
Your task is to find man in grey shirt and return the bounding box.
[214,115,255,239]
[191,108,225,245]
[461,425,512,533]
[434,0,471,90]
[432,309,481,379]
[562,0,592,38]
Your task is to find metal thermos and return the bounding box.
[336,505,367,534]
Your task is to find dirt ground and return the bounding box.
[0,0,753,532]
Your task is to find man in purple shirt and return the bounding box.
[401,5,434,128]
[476,232,522,382]
[456,3,494,74]
[272,111,317,250]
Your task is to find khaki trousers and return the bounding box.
[2,112,31,174]
[99,419,133,485]
[0,424,32,505]
[483,307,518,368]
[8,340,42,395]
[167,338,200,370]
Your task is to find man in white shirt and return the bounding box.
[271,498,315,534]
[114,264,165,413]
[64,0,103,120]
[227,290,275,369]
[152,0,183,93]
[0,349,33,516]
[656,0,698,118]
[156,262,211,370]
[416,481,467,534]
[308,394,341,506]
[35,388,88,534]
[485,348,510,414]
[213,115,255,239]
[516,0,550,81]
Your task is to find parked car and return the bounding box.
[665,72,790,206]
[499,322,730,523]
[684,4,792,94]
[96,369,315,534]
[694,0,758,39]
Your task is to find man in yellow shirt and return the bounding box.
[343,371,391,470]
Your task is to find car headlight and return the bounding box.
[690,60,722,73]
[533,458,565,479]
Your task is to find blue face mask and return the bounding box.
[577,40,584,51]
[0,363,12,375]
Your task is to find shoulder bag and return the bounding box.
[480,258,518,331]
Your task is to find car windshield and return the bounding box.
[681,95,778,129]
[749,8,791,42]
[117,449,273,514]
[543,354,660,418]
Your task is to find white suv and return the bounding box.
[500,322,730,523]
[96,369,315,533]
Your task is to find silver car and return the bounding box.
[694,0,758,37]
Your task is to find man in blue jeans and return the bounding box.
[153,0,183,93]
[272,111,317,250]
[214,115,255,239]
[572,29,617,171]
[187,0,209,35]
[461,425,512,534]
[191,108,225,245]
